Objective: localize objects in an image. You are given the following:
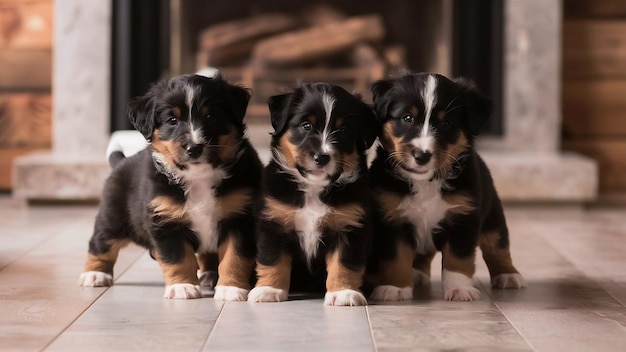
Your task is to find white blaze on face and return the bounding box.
[412,75,438,153]
[185,84,205,144]
[320,92,336,153]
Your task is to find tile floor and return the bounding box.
[0,197,625,351]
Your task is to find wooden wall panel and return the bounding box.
[564,141,626,191]
[564,0,626,18]
[0,0,53,49]
[0,93,52,148]
[0,49,51,89]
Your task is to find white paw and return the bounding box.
[492,273,526,289]
[247,286,288,303]
[324,289,367,306]
[79,271,113,287]
[214,285,249,301]
[413,269,430,287]
[198,270,218,289]
[163,284,202,299]
[442,269,481,301]
[369,285,413,301]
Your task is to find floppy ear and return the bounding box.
[267,93,292,135]
[370,79,394,122]
[225,84,252,125]
[454,78,492,136]
[128,95,155,141]
[354,97,380,150]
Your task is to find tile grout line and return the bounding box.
[200,300,228,351]
[365,305,379,352]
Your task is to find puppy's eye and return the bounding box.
[402,115,414,124]
[440,119,451,128]
[336,128,347,135]
[301,122,312,131]
[167,117,178,125]
[206,113,213,120]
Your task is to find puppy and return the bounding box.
[79,74,263,300]
[368,71,525,301]
[247,83,378,306]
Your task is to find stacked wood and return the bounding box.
[0,94,51,148]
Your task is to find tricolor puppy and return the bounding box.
[368,72,525,301]
[79,74,262,300]
[248,82,378,306]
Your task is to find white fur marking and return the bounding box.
[321,92,336,153]
[79,271,113,287]
[324,289,367,306]
[442,269,481,301]
[164,283,202,299]
[415,75,438,152]
[491,273,526,289]
[294,184,329,263]
[248,286,288,302]
[214,285,249,301]
[369,285,413,301]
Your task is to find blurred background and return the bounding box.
[0,0,623,205]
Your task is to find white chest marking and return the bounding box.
[398,179,455,254]
[179,164,226,252]
[293,185,330,263]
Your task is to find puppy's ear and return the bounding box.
[225,84,252,125]
[267,93,292,135]
[128,95,155,141]
[353,95,380,150]
[370,79,394,121]
[455,78,492,136]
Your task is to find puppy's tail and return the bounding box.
[106,130,148,168]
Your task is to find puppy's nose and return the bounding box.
[185,144,204,159]
[313,153,331,166]
[413,150,432,165]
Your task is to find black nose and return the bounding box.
[313,153,331,166]
[413,150,432,165]
[185,144,204,158]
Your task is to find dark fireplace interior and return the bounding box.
[111,0,502,136]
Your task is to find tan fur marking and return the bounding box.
[156,241,199,285]
[338,150,359,176]
[374,189,405,222]
[378,241,415,287]
[217,188,253,219]
[479,231,519,278]
[442,193,476,216]
[217,127,241,163]
[151,131,180,167]
[442,242,475,278]
[255,252,292,291]
[197,252,219,273]
[381,122,403,157]
[437,132,469,178]
[412,251,436,277]
[262,196,297,229]
[200,106,209,116]
[323,204,365,233]
[410,106,418,117]
[437,110,446,120]
[172,106,182,119]
[325,250,365,292]
[83,239,131,274]
[278,130,298,168]
[216,236,255,289]
[150,196,188,223]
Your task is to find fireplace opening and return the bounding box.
[111,0,502,136]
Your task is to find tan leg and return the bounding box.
[156,241,202,299]
[441,243,480,301]
[479,231,525,289]
[412,251,436,286]
[248,252,292,302]
[324,250,367,306]
[370,241,415,301]
[79,239,130,287]
[214,236,255,301]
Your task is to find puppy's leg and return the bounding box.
[156,240,201,299]
[370,240,414,301]
[324,250,367,306]
[441,242,481,301]
[248,252,292,303]
[412,251,436,287]
[480,230,526,289]
[197,252,218,289]
[214,236,255,301]
[80,238,130,287]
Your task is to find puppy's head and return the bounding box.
[268,82,378,186]
[128,74,251,170]
[371,72,491,181]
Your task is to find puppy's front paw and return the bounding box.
[413,269,430,287]
[324,289,367,306]
[164,284,202,299]
[79,271,113,287]
[442,270,480,301]
[369,285,413,301]
[198,270,218,289]
[214,285,249,301]
[491,273,526,289]
[247,286,287,303]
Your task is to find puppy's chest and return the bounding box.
[398,180,455,253]
[293,187,330,262]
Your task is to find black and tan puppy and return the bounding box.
[247,82,378,306]
[79,74,262,300]
[368,71,525,301]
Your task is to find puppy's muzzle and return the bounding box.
[313,153,331,167]
[185,143,204,159]
[413,150,432,166]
